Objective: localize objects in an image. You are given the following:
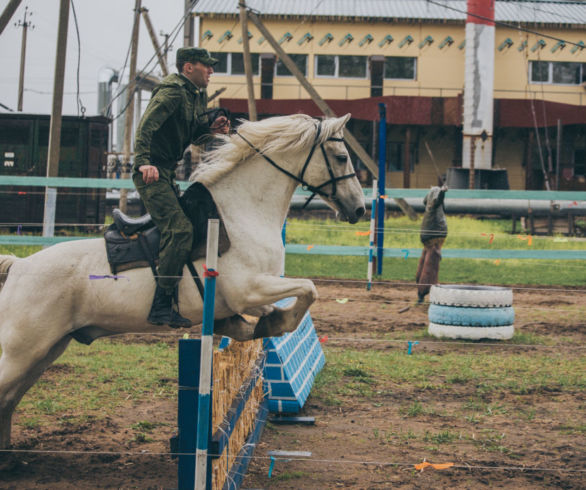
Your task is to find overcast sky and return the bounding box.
[0,0,188,116]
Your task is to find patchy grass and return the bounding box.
[313,348,586,403]
[15,340,177,429]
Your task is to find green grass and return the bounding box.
[283,216,586,286]
[285,216,586,250]
[16,340,177,429]
[3,215,585,285]
[313,348,586,403]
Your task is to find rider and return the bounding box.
[133,47,230,328]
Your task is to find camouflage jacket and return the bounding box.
[133,73,211,171]
[420,186,448,243]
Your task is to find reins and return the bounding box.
[236,121,356,209]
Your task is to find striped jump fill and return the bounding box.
[263,299,325,413]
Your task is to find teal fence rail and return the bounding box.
[1,175,586,201]
[1,176,585,260]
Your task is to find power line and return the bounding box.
[69,0,86,117]
[426,0,586,49]
[110,1,202,121]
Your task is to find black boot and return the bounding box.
[147,285,192,328]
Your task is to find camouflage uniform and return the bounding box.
[416,186,448,302]
[132,72,212,293]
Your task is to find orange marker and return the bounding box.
[307,245,314,251]
[355,231,370,236]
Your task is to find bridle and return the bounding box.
[236,121,356,209]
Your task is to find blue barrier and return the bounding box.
[263,299,325,414]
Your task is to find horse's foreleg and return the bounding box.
[224,275,317,339]
[0,335,72,448]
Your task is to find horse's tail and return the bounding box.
[0,255,17,290]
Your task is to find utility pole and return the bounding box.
[140,7,168,76]
[184,0,195,46]
[0,0,22,36]
[42,0,69,238]
[239,1,257,121]
[160,30,171,66]
[119,0,141,213]
[15,6,33,112]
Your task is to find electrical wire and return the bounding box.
[110,0,202,122]
[70,0,86,117]
[426,0,585,49]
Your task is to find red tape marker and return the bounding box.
[203,265,219,278]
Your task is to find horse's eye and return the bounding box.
[335,154,348,163]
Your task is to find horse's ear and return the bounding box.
[332,113,351,133]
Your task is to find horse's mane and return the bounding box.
[191,114,346,186]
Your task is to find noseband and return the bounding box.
[236,121,356,209]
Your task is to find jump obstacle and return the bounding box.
[176,220,325,489]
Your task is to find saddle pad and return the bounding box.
[104,182,230,274]
[104,224,160,274]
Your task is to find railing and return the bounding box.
[1,177,585,260]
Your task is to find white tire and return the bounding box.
[430,284,513,308]
[428,322,514,340]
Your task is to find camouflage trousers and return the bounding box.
[415,237,445,301]
[133,167,193,293]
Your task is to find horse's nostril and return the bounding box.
[356,207,366,218]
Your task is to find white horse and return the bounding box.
[0,113,365,447]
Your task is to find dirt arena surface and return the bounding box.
[1,281,584,489]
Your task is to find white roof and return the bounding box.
[194,0,586,26]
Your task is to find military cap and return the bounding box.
[176,47,218,66]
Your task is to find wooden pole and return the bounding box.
[246,9,417,219]
[184,0,194,47]
[42,0,69,239]
[239,1,257,121]
[0,0,22,36]
[119,0,141,214]
[140,7,168,76]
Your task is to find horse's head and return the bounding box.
[302,114,366,224]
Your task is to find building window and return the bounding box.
[275,54,307,77]
[384,56,417,80]
[529,61,586,85]
[210,52,259,75]
[316,55,336,77]
[339,56,367,78]
[315,55,368,78]
[231,53,259,75]
[211,52,228,74]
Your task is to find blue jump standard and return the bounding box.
[177,339,268,490]
[263,299,326,414]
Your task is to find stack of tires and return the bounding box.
[428,285,514,340]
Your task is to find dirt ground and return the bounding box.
[1,281,584,489]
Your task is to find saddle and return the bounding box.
[104,182,230,276]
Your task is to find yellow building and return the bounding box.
[194,0,586,190]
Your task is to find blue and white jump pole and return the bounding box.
[195,219,220,490]
[376,103,387,275]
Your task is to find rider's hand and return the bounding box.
[210,116,230,135]
[139,165,159,184]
